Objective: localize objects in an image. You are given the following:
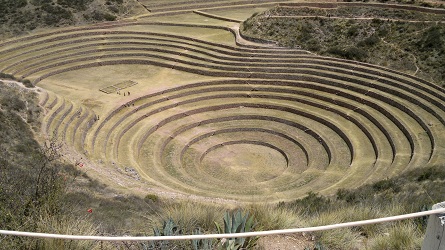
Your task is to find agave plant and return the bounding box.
[215,210,258,250]
[144,218,182,250]
[191,228,213,250]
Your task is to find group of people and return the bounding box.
[117,91,131,96]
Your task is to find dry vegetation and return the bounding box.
[240,2,445,85]
[0,0,144,39]
[1,0,445,249]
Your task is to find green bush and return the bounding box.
[144,193,159,202]
[336,188,358,203]
[416,166,445,181]
[0,72,15,80]
[418,25,443,51]
[358,34,380,47]
[326,46,368,61]
[347,25,359,37]
[0,95,26,111]
[372,179,401,192]
[87,10,116,21]
[285,192,331,216]
[57,0,93,11]
[21,78,34,88]
[41,3,73,25]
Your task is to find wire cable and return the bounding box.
[1,207,444,241]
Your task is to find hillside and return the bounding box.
[1,82,444,248]
[240,2,445,85]
[0,81,68,248]
[0,0,144,38]
[1,0,445,249]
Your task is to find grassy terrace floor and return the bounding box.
[1,2,445,203]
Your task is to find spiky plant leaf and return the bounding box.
[224,211,231,234]
[215,221,223,234]
[231,212,238,233]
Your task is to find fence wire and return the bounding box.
[1,208,445,242]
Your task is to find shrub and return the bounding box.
[21,78,34,88]
[57,0,93,11]
[367,222,422,250]
[347,25,359,37]
[0,95,26,111]
[88,10,116,21]
[41,3,73,25]
[160,202,224,234]
[372,179,400,192]
[248,204,300,230]
[107,5,119,13]
[103,12,116,21]
[307,210,363,249]
[35,213,99,249]
[345,46,368,60]
[420,2,433,8]
[358,34,380,47]
[416,166,445,181]
[286,192,332,216]
[418,25,443,51]
[144,193,158,202]
[0,72,15,80]
[336,188,358,203]
[327,46,368,61]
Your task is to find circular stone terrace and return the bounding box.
[1,0,445,203]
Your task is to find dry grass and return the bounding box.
[157,201,227,234]
[306,210,364,249]
[295,201,426,249]
[35,213,99,250]
[247,204,302,230]
[367,222,423,250]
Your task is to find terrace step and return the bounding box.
[3,14,445,201]
[39,90,98,155]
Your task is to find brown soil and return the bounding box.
[256,233,315,250]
